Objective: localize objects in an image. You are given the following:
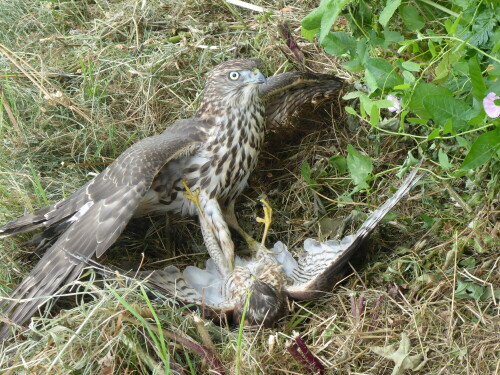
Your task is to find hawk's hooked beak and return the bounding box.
[251,69,266,84]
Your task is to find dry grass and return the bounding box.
[0,0,498,374]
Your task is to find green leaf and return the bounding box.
[434,50,463,83]
[370,104,380,126]
[322,31,356,56]
[468,55,488,102]
[400,5,424,31]
[409,83,452,119]
[438,149,452,170]
[300,4,325,30]
[382,30,404,48]
[301,27,319,41]
[394,83,411,90]
[319,0,352,44]
[345,106,358,115]
[379,0,401,28]
[365,58,403,91]
[300,161,316,184]
[343,91,365,100]
[419,214,435,228]
[329,155,347,174]
[427,128,440,141]
[443,118,453,135]
[343,38,368,72]
[347,145,373,190]
[428,40,436,57]
[455,280,487,301]
[461,128,500,170]
[402,70,415,84]
[423,95,472,130]
[401,61,420,72]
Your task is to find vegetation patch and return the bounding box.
[1,0,498,373]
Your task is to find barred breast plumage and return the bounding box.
[146,98,265,218]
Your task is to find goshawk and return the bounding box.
[0,59,343,337]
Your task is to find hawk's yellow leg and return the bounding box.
[256,199,272,246]
[182,178,203,218]
[182,178,234,274]
[222,199,274,256]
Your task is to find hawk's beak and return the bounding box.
[252,69,266,84]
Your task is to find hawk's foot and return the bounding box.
[256,199,272,246]
[182,178,204,218]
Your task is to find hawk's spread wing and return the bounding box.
[0,119,209,335]
[260,72,344,127]
[137,168,423,322]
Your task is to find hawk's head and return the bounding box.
[197,59,266,117]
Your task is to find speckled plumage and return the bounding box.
[0,60,344,338]
[141,168,423,327]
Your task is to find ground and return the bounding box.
[0,0,498,374]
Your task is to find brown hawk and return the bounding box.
[140,168,423,327]
[0,59,343,338]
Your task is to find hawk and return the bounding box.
[141,168,423,327]
[0,59,343,338]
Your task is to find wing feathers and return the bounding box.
[285,168,423,300]
[0,119,208,337]
[260,72,343,127]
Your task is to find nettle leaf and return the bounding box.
[365,58,403,91]
[409,83,452,119]
[347,145,373,190]
[400,5,424,31]
[461,127,500,170]
[379,0,401,28]
[422,95,472,131]
[469,10,497,47]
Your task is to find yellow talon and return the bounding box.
[182,178,204,218]
[256,199,272,246]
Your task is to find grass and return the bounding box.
[0,0,499,374]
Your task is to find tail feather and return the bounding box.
[0,246,85,338]
[0,182,91,237]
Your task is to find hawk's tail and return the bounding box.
[0,183,91,238]
[0,245,85,339]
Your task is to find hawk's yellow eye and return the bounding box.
[228,71,240,80]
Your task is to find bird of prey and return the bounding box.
[0,59,343,338]
[140,168,423,327]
